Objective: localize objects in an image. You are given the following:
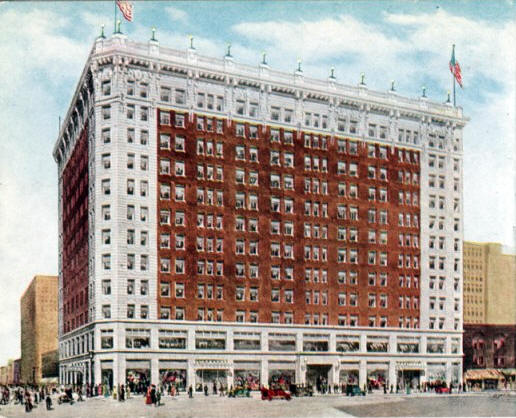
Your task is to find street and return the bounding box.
[0,392,514,417]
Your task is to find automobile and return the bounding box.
[260,386,292,401]
[228,386,251,397]
[289,384,314,397]
[346,384,366,396]
[57,392,74,405]
[435,386,450,394]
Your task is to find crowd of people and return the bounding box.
[0,385,58,413]
[0,378,476,413]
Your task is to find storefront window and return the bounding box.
[195,370,226,391]
[268,369,295,389]
[234,369,261,390]
[367,337,389,352]
[160,369,187,390]
[339,369,359,384]
[195,331,226,350]
[125,328,151,349]
[303,341,328,352]
[336,337,360,352]
[126,368,150,392]
[268,334,296,351]
[427,338,445,353]
[159,337,186,349]
[397,339,419,353]
[234,339,261,350]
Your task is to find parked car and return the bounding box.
[289,384,314,397]
[260,386,292,401]
[435,386,450,394]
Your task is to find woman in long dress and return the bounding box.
[145,386,152,405]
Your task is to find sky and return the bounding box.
[0,1,514,365]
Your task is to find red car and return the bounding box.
[261,386,292,401]
[435,386,450,394]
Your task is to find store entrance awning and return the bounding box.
[464,369,504,380]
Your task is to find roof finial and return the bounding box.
[151,27,157,42]
[261,51,267,65]
[422,85,427,98]
[446,90,451,103]
[329,67,336,80]
[116,19,121,34]
[226,42,232,57]
[360,72,366,86]
[99,24,105,39]
[390,80,396,92]
[188,35,195,49]
[296,59,302,73]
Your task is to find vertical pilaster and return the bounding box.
[388,360,397,390]
[359,359,367,389]
[261,359,268,387]
[151,358,159,385]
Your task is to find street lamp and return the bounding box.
[88,351,94,388]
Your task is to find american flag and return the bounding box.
[449,45,463,88]
[117,0,133,22]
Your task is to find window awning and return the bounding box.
[464,369,504,380]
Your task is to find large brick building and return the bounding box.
[53,32,467,390]
[20,275,58,384]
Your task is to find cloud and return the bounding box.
[0,6,91,364]
[165,6,188,23]
[232,9,515,249]
[232,15,407,80]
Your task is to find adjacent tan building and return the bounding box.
[463,242,516,325]
[20,275,58,384]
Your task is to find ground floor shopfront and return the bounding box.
[59,321,463,391]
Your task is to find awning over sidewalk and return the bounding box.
[464,369,504,380]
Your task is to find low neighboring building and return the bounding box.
[463,242,516,389]
[463,324,516,389]
[20,275,58,384]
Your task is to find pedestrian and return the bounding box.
[24,391,32,413]
[45,394,52,410]
[144,386,151,405]
[188,385,193,399]
[155,389,161,407]
[204,384,208,396]
[213,381,217,395]
[150,385,156,405]
[77,387,84,402]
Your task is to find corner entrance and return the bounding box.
[306,365,332,392]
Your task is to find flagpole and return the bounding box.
[453,73,456,107]
[114,1,117,33]
[452,44,456,107]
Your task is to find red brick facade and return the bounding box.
[157,110,420,327]
[62,123,89,333]
[464,324,516,369]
